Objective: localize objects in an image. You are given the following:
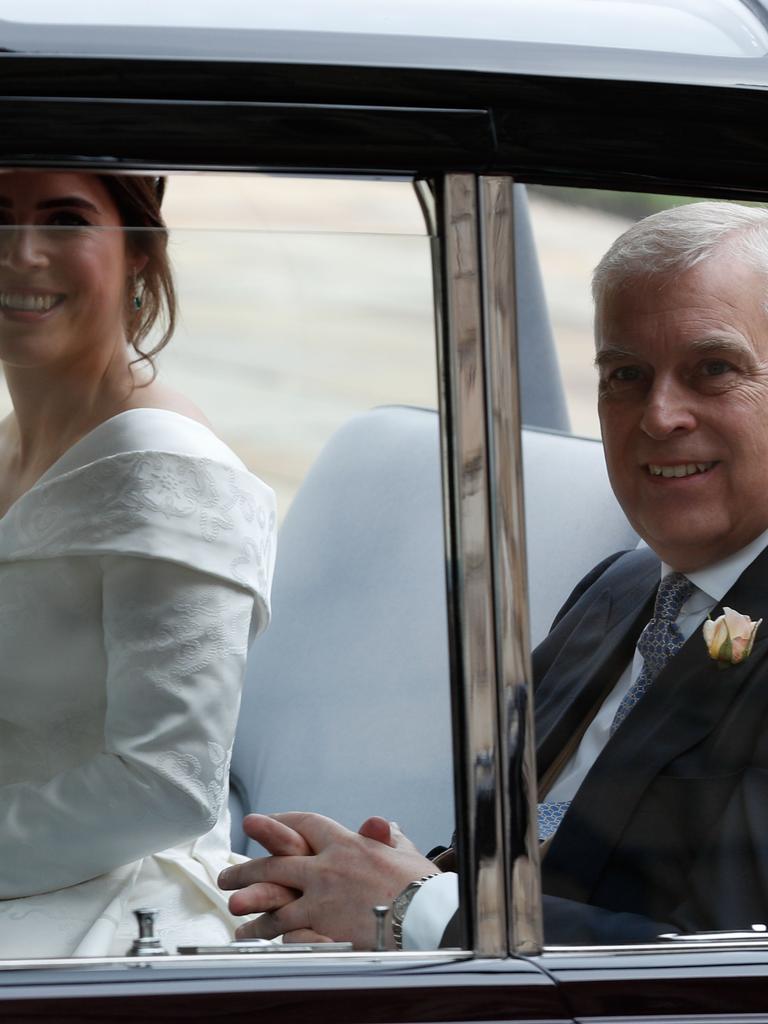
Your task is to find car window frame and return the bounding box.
[4,18,768,1002]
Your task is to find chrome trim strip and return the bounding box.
[540,940,768,957]
[577,1016,768,1024]
[577,1017,768,1024]
[435,173,507,957]
[413,177,438,237]
[0,950,473,972]
[478,175,542,956]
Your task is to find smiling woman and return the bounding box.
[0,173,173,382]
[0,170,277,957]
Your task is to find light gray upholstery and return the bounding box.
[523,425,639,647]
[230,406,638,855]
[513,184,570,433]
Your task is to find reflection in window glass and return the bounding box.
[0,172,456,960]
[528,184,768,948]
[160,178,436,517]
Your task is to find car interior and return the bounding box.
[7,4,768,1019]
[230,185,639,864]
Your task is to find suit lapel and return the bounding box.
[544,544,768,903]
[536,548,658,775]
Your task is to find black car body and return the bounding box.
[3,2,768,1020]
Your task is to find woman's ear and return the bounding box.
[131,253,149,275]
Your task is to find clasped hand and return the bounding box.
[218,812,438,950]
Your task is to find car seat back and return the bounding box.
[230,407,638,855]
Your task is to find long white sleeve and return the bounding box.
[0,415,276,956]
[0,557,253,898]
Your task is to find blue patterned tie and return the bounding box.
[538,799,572,841]
[610,571,694,734]
[537,571,693,841]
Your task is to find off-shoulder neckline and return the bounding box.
[37,409,233,485]
[2,409,242,523]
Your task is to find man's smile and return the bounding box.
[645,461,718,478]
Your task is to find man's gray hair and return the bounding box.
[592,201,768,312]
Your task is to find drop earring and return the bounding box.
[133,270,143,310]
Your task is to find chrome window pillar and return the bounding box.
[433,173,542,957]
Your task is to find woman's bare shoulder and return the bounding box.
[124,383,215,431]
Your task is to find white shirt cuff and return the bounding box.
[402,872,459,950]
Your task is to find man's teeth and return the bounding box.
[648,462,715,478]
[0,293,58,312]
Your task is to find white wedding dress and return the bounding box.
[0,408,276,958]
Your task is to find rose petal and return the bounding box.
[723,607,754,641]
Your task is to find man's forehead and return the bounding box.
[596,291,765,356]
[598,254,768,320]
[594,333,755,365]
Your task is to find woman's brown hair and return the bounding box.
[98,175,176,376]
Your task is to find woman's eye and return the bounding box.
[46,211,90,228]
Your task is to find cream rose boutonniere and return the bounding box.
[703,608,762,666]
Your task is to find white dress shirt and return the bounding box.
[403,529,768,950]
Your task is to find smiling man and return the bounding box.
[596,240,768,572]
[220,201,768,948]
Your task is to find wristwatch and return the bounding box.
[391,874,439,950]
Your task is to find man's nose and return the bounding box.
[0,226,48,271]
[639,377,697,438]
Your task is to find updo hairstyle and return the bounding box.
[98,174,177,374]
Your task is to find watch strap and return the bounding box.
[391,873,439,950]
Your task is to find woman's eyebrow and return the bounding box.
[0,196,100,211]
[36,196,100,212]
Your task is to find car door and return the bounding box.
[3,4,768,1021]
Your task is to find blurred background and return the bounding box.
[156,174,644,515]
[0,174,690,516]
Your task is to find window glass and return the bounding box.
[159,175,434,517]
[527,187,636,438]
[528,184,768,948]
[0,171,458,961]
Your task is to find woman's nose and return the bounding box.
[0,226,48,270]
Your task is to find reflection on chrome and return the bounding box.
[438,173,507,957]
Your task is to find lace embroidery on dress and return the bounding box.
[104,587,251,830]
[3,451,276,614]
[0,428,277,957]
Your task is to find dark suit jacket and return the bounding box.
[442,544,768,945]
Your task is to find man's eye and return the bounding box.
[700,359,732,377]
[611,366,642,382]
[602,366,644,388]
[599,365,646,397]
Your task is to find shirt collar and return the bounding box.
[660,526,768,607]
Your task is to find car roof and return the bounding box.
[4,0,768,199]
[3,0,768,74]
